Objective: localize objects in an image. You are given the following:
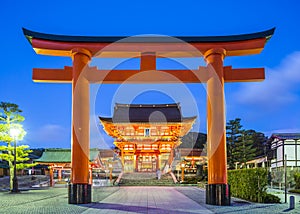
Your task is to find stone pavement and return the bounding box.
[82,186,212,213]
[267,188,300,205]
[0,186,300,213]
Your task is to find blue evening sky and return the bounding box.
[1,1,300,148]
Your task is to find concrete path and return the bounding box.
[83,186,212,213]
[1,186,300,213]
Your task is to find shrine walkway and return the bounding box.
[0,186,299,213]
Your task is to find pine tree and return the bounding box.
[226,118,242,169]
[232,129,257,167]
[226,118,268,169]
[0,102,35,191]
[251,131,268,157]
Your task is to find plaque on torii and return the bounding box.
[23,28,274,205]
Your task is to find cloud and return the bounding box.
[90,114,114,149]
[30,124,70,147]
[233,51,300,107]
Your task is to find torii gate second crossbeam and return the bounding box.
[23,28,274,205]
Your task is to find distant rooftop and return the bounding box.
[35,148,100,163]
[270,133,300,140]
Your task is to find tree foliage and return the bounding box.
[251,131,268,157]
[226,118,267,169]
[0,102,35,191]
[0,145,35,169]
[232,129,257,166]
[180,132,207,149]
[226,118,242,169]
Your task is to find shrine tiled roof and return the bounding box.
[270,133,300,140]
[35,148,100,163]
[100,103,196,123]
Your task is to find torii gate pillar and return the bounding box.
[205,48,230,205]
[68,48,91,204]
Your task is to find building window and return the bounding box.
[161,144,171,151]
[144,128,150,136]
[143,145,151,150]
[124,145,134,151]
[152,145,158,150]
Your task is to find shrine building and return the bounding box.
[35,148,102,186]
[99,103,196,173]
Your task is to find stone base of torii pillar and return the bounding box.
[68,184,92,204]
[206,184,230,205]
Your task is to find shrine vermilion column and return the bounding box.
[205,48,230,205]
[68,48,91,204]
[49,166,54,187]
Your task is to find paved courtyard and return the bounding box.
[0,186,299,213]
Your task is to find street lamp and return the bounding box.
[181,162,185,182]
[10,127,20,193]
[108,163,113,183]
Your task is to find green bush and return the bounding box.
[228,168,268,203]
[181,176,204,184]
[294,172,300,189]
[289,189,300,194]
[197,181,207,189]
[262,193,281,203]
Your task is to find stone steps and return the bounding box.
[119,172,175,186]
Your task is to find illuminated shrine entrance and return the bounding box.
[137,154,157,172]
[99,103,196,174]
[23,27,274,205]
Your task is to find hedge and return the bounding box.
[228,168,279,203]
[181,176,205,184]
[294,172,300,189]
[289,189,300,194]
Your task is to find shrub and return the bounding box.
[181,176,204,184]
[262,193,281,203]
[228,168,268,203]
[197,181,207,189]
[294,172,300,189]
[289,189,300,194]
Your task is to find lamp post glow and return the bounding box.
[10,127,20,193]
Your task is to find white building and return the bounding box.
[269,133,300,188]
[270,133,300,169]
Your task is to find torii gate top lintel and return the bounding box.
[23,27,275,58]
[23,28,275,84]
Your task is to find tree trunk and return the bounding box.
[9,162,13,190]
[8,143,13,191]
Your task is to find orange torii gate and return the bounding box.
[23,28,274,205]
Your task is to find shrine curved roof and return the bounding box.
[99,103,196,123]
[23,27,275,44]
